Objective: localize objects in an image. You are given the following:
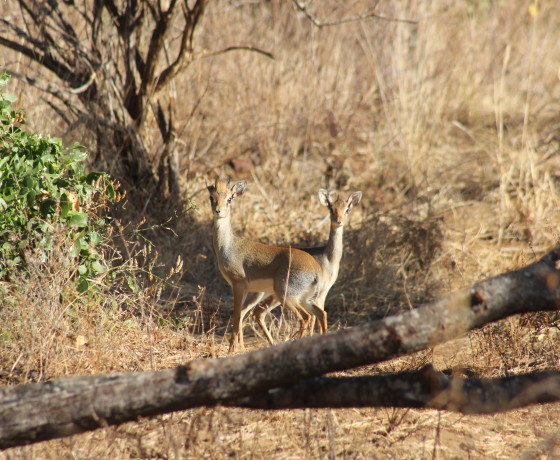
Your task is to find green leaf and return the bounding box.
[126,275,140,293]
[39,221,54,233]
[1,93,16,103]
[77,278,89,292]
[76,236,89,251]
[91,260,105,273]
[89,231,102,244]
[123,318,136,328]
[26,190,37,207]
[106,182,116,200]
[0,72,10,88]
[71,240,81,258]
[41,153,55,163]
[67,211,88,228]
[60,200,72,217]
[63,150,88,165]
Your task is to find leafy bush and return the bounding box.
[0,73,115,291]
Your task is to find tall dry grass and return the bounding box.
[2,0,560,458]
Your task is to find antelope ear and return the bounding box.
[231,181,247,197]
[328,190,339,204]
[206,178,215,194]
[318,189,329,206]
[348,191,362,207]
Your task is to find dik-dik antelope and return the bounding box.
[207,178,324,353]
[250,189,362,345]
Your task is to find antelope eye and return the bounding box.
[226,197,232,204]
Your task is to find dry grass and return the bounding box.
[3,0,560,458]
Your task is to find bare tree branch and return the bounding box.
[153,0,204,93]
[227,366,560,414]
[44,0,80,46]
[4,68,80,115]
[140,0,180,103]
[0,34,84,88]
[197,45,274,61]
[0,17,46,52]
[102,0,120,21]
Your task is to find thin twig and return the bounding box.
[69,71,97,94]
[250,170,275,209]
[197,45,274,60]
[291,0,417,27]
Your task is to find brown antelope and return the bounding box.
[207,178,324,353]
[250,189,362,345]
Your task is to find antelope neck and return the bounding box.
[213,212,235,255]
[326,222,344,264]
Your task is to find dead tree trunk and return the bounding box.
[2,246,560,449]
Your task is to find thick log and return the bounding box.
[227,366,560,414]
[2,247,560,449]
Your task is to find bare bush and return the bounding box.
[0,0,206,204]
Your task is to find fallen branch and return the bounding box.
[2,247,560,449]
[227,365,560,414]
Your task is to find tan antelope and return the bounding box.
[249,189,362,345]
[207,178,324,353]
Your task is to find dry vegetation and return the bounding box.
[2,0,560,458]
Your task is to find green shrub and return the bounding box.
[0,73,115,291]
